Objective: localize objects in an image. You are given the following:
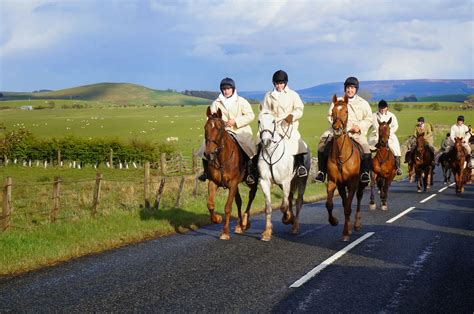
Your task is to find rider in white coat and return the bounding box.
[449,115,472,167]
[259,70,308,177]
[369,100,403,175]
[197,77,257,184]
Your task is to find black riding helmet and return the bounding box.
[344,76,359,91]
[272,70,288,84]
[220,77,235,94]
[378,99,388,109]
[457,115,464,121]
[418,117,425,123]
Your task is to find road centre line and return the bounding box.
[289,232,375,288]
[386,206,416,224]
[420,194,437,203]
[438,186,448,192]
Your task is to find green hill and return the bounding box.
[0,83,211,106]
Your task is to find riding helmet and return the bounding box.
[457,115,464,121]
[378,99,388,109]
[417,117,425,122]
[220,77,235,91]
[272,70,288,84]
[344,76,359,91]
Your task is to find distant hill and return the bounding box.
[0,83,211,106]
[239,79,474,102]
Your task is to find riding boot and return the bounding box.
[245,158,256,185]
[360,153,371,183]
[395,156,403,176]
[315,151,327,183]
[295,153,308,177]
[198,159,208,182]
[466,153,472,168]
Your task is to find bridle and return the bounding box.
[331,104,355,170]
[375,123,392,164]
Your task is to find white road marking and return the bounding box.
[289,232,375,288]
[449,182,455,187]
[420,194,436,203]
[438,186,448,192]
[386,206,416,224]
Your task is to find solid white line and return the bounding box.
[420,194,437,203]
[386,206,416,224]
[289,232,375,288]
[438,186,448,192]
[449,182,455,187]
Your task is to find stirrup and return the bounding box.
[246,174,255,185]
[297,166,308,177]
[315,171,326,183]
[360,172,370,183]
[198,172,207,182]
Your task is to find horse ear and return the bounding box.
[387,117,392,124]
[206,106,212,117]
[343,95,349,104]
[332,94,338,104]
[216,108,222,118]
[377,118,382,125]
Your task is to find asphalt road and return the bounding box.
[1,172,473,313]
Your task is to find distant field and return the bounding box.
[1,102,472,156]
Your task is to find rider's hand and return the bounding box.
[350,125,361,134]
[284,114,293,124]
[226,119,236,127]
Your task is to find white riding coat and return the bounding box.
[259,85,307,155]
[368,110,401,156]
[197,93,257,159]
[449,123,472,154]
[319,94,372,154]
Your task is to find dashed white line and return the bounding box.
[449,182,455,187]
[420,194,437,203]
[438,186,448,192]
[386,206,416,224]
[289,232,375,288]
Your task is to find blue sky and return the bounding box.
[1,0,473,92]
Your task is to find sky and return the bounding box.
[1,0,473,92]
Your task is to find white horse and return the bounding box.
[258,109,310,241]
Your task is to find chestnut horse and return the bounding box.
[448,137,467,193]
[412,132,434,192]
[203,107,258,240]
[369,119,396,211]
[326,95,368,242]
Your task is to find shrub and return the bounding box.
[393,103,403,112]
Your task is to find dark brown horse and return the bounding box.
[448,137,467,193]
[325,95,368,242]
[204,107,258,240]
[412,132,434,192]
[369,118,396,211]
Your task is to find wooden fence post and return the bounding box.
[153,178,166,210]
[109,148,114,169]
[192,149,198,174]
[2,177,12,231]
[193,176,199,196]
[144,161,150,209]
[160,153,167,175]
[57,149,61,167]
[175,176,186,208]
[50,176,61,223]
[92,173,103,216]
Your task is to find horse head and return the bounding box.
[331,94,349,136]
[258,108,277,148]
[377,117,392,148]
[204,107,225,161]
[453,137,465,159]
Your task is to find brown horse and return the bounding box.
[325,95,368,242]
[448,137,467,193]
[412,132,434,192]
[369,118,396,211]
[203,107,258,240]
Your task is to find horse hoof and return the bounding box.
[369,203,376,210]
[381,205,388,211]
[261,234,271,242]
[212,214,222,224]
[329,217,339,226]
[354,225,361,232]
[219,233,230,240]
[417,189,422,193]
[244,221,251,231]
[341,235,350,242]
[234,225,243,234]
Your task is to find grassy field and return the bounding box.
[0,102,472,276]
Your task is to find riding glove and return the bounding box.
[284,114,293,124]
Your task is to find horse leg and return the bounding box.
[291,179,306,235]
[380,178,388,211]
[354,183,365,231]
[416,170,422,193]
[260,179,273,241]
[342,186,356,242]
[220,184,237,240]
[369,172,376,210]
[207,181,222,224]
[241,183,257,231]
[234,188,244,234]
[326,181,338,226]
[281,179,294,225]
